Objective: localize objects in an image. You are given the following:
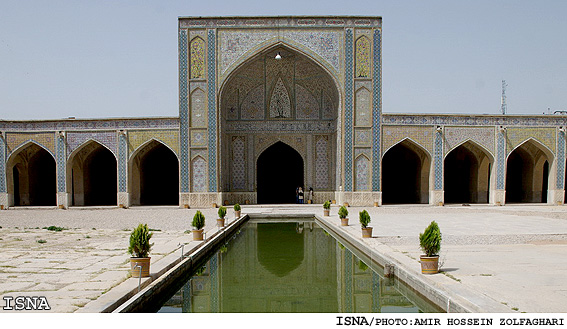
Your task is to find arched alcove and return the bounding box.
[506,139,553,203]
[382,140,430,204]
[129,140,179,206]
[6,142,56,206]
[68,140,117,206]
[257,142,304,204]
[444,141,493,203]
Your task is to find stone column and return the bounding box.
[492,127,507,205]
[550,128,565,204]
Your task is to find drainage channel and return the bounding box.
[112,214,250,313]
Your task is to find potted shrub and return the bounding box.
[234,203,241,218]
[323,201,331,216]
[338,206,349,226]
[217,206,227,227]
[359,209,372,238]
[192,211,206,241]
[128,223,153,278]
[419,220,442,274]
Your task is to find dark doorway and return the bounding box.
[506,149,529,202]
[257,142,303,204]
[84,147,117,206]
[13,167,20,206]
[139,143,179,205]
[382,142,427,204]
[444,145,478,203]
[28,148,56,206]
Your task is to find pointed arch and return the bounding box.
[129,139,179,206]
[506,138,554,203]
[382,138,431,204]
[256,141,304,204]
[444,140,494,203]
[6,141,56,206]
[67,139,117,206]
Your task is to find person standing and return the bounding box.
[295,186,299,204]
[308,187,314,204]
[298,187,304,204]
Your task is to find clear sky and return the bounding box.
[1,0,566,120]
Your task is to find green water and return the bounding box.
[158,220,434,313]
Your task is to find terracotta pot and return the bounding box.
[420,255,439,274]
[130,257,151,278]
[235,210,241,218]
[217,218,225,227]
[323,209,330,216]
[192,229,204,241]
[340,218,349,226]
[362,227,373,238]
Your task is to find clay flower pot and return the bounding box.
[420,255,439,274]
[192,229,204,241]
[362,227,373,238]
[130,257,151,278]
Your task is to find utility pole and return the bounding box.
[501,80,507,115]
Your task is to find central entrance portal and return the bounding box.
[257,142,303,204]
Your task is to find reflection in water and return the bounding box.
[159,221,425,313]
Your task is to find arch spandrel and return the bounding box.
[443,127,495,157]
[382,126,434,157]
[507,138,555,163]
[67,139,118,162]
[5,132,56,158]
[66,131,117,158]
[444,139,495,162]
[6,140,56,163]
[506,127,556,156]
[127,130,180,158]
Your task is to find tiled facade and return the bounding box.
[1,16,567,208]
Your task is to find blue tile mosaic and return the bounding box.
[345,249,353,312]
[179,30,190,193]
[0,136,6,193]
[207,29,218,192]
[372,272,380,312]
[344,29,354,191]
[496,131,506,190]
[372,29,381,192]
[118,133,127,193]
[56,135,66,193]
[557,131,565,190]
[210,253,219,312]
[434,130,443,190]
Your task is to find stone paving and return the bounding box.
[0,204,566,313]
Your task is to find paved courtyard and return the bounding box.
[0,204,566,312]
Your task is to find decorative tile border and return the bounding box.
[118,133,128,193]
[557,131,565,190]
[179,16,381,29]
[179,29,190,193]
[372,29,381,192]
[0,118,178,132]
[434,130,443,190]
[207,29,217,192]
[496,130,506,190]
[0,135,6,193]
[344,28,354,191]
[56,134,66,193]
[382,114,567,127]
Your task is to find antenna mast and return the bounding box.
[501,80,508,115]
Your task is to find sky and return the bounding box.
[1,0,566,120]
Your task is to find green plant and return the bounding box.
[234,203,241,211]
[128,224,153,258]
[37,239,47,244]
[323,200,331,210]
[338,206,348,219]
[419,221,442,257]
[359,209,371,228]
[358,260,368,271]
[192,211,206,230]
[218,206,227,219]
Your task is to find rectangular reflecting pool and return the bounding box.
[157,219,440,313]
